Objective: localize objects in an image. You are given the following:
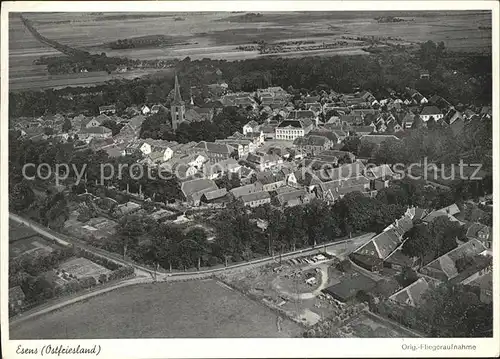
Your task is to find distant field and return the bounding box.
[9,11,491,91]
[10,280,302,339]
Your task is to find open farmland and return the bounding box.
[10,280,302,339]
[9,11,491,91]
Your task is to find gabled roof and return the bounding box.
[80,126,112,134]
[360,134,400,145]
[127,115,146,130]
[389,278,429,307]
[294,135,330,147]
[423,203,460,222]
[420,106,442,116]
[181,178,218,200]
[240,190,271,203]
[421,239,487,281]
[230,182,263,198]
[203,188,228,201]
[355,227,401,260]
[366,164,394,180]
[315,161,366,182]
[194,141,235,154]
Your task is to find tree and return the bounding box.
[9,180,35,212]
[401,223,433,265]
[399,266,419,287]
[117,214,150,259]
[62,118,72,132]
[341,136,361,155]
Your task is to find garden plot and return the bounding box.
[57,257,111,280]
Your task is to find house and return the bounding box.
[443,109,465,135]
[240,191,271,207]
[193,141,236,164]
[389,278,429,307]
[276,188,316,208]
[466,223,492,249]
[422,203,460,223]
[256,170,287,192]
[151,104,169,115]
[419,106,443,122]
[230,182,264,199]
[116,115,146,140]
[314,161,366,182]
[419,239,487,282]
[365,164,396,188]
[9,286,26,312]
[275,119,313,141]
[114,202,142,217]
[202,158,241,180]
[81,114,110,129]
[125,141,152,156]
[354,227,402,263]
[247,153,283,172]
[141,105,151,115]
[185,107,214,123]
[466,271,492,304]
[201,188,229,204]
[89,137,116,151]
[360,134,400,147]
[384,247,418,271]
[402,113,416,129]
[78,126,112,140]
[420,70,430,79]
[322,273,377,302]
[287,169,322,190]
[293,135,333,155]
[350,125,376,136]
[318,176,371,203]
[243,120,260,135]
[350,253,384,272]
[99,104,116,115]
[180,178,219,206]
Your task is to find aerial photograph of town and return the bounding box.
[6,7,494,345]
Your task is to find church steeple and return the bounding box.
[172,74,184,105]
[171,74,185,131]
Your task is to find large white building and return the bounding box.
[275,118,313,141]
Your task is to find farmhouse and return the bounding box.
[323,273,377,302]
[240,191,271,208]
[389,278,429,307]
[419,106,443,122]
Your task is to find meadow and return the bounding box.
[9,11,492,91]
[9,280,302,339]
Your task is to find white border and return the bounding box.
[1,1,499,358]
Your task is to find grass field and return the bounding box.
[9,11,491,91]
[9,280,302,339]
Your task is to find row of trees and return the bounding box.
[101,193,408,271]
[10,41,492,118]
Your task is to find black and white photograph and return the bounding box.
[1,1,498,358]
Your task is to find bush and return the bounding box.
[79,276,97,289]
[98,273,108,284]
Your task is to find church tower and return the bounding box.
[170,74,185,131]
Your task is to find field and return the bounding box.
[9,236,55,259]
[9,280,302,339]
[57,257,111,279]
[9,11,491,91]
